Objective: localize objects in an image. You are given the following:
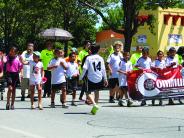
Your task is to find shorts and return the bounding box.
[108,78,119,89]
[6,72,19,87]
[67,78,78,91]
[86,79,104,94]
[29,79,42,86]
[120,86,128,90]
[52,82,66,91]
[21,78,29,91]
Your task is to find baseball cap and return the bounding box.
[33,51,41,57]
[71,47,78,53]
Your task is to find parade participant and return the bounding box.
[66,52,79,106]
[81,44,108,115]
[118,52,133,107]
[41,40,54,98]
[65,47,79,64]
[151,50,166,106]
[165,47,181,105]
[135,47,152,106]
[78,40,91,101]
[106,41,123,103]
[47,48,68,108]
[20,42,34,101]
[5,46,22,110]
[130,46,142,70]
[29,51,44,110]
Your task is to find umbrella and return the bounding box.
[40,28,73,40]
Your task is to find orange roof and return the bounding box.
[96,30,124,43]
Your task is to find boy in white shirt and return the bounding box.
[66,52,79,106]
[118,52,133,107]
[107,41,123,103]
[165,47,181,105]
[151,50,166,106]
[135,47,152,106]
[81,44,108,115]
[47,48,68,108]
[29,51,44,110]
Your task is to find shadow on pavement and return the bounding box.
[64,112,91,115]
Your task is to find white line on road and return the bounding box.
[0,125,46,138]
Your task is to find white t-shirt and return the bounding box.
[29,61,43,84]
[83,54,107,83]
[165,56,178,68]
[135,57,152,69]
[107,52,122,78]
[118,59,132,86]
[48,58,67,84]
[151,59,166,69]
[66,62,79,79]
[21,51,33,78]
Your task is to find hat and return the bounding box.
[169,47,176,52]
[33,51,41,57]
[71,47,78,53]
[113,41,123,47]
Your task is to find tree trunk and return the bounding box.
[123,0,134,52]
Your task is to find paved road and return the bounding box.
[0,89,184,138]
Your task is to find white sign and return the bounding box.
[168,34,182,44]
[137,35,147,44]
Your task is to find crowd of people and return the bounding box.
[0,40,184,115]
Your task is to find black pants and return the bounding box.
[44,70,51,96]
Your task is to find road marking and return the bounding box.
[0,125,45,138]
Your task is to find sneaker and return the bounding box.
[71,101,77,106]
[140,100,146,106]
[43,93,46,98]
[38,105,43,110]
[6,104,10,110]
[21,96,25,101]
[159,100,163,106]
[168,98,174,105]
[118,100,124,106]
[127,100,133,107]
[109,99,115,103]
[62,103,69,109]
[31,104,35,109]
[27,94,30,98]
[152,100,155,106]
[10,105,14,110]
[91,105,99,115]
[51,102,55,108]
[178,99,183,104]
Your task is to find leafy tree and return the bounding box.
[0,0,98,53]
[79,0,182,52]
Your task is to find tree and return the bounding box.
[79,0,182,52]
[0,0,98,53]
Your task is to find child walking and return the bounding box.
[81,44,108,115]
[118,52,133,107]
[29,51,44,110]
[66,52,79,106]
[5,46,22,110]
[48,48,68,108]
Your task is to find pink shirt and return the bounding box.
[6,56,22,73]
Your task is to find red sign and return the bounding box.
[128,66,184,100]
